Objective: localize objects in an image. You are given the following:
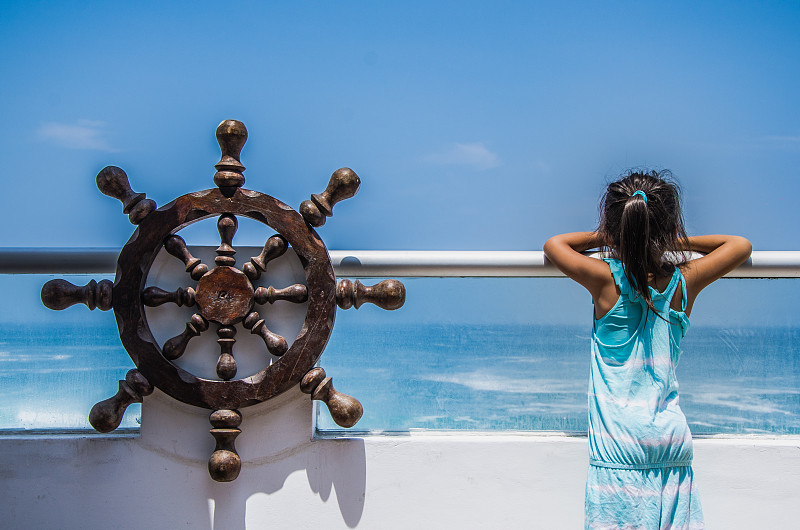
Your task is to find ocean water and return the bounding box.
[319,322,800,434]
[0,323,140,432]
[2,321,799,436]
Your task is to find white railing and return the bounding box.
[2,248,798,278]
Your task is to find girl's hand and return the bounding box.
[544,232,618,315]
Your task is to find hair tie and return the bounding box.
[632,190,648,203]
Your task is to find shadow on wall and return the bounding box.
[159,387,369,530]
[206,437,367,529]
[0,388,367,530]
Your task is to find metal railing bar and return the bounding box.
[2,248,799,278]
[0,248,118,274]
[330,250,800,278]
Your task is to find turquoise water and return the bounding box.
[319,322,800,434]
[0,323,139,432]
[2,321,799,435]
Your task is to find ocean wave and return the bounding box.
[0,352,72,362]
[504,402,585,415]
[419,371,584,394]
[686,392,792,416]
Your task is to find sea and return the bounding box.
[2,321,800,436]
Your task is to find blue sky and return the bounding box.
[1,1,798,251]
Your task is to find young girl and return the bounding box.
[543,170,751,530]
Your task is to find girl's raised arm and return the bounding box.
[544,232,618,312]
[680,234,752,312]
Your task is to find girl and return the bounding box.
[543,170,751,529]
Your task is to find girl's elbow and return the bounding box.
[741,238,753,259]
[543,236,561,259]
[731,236,753,262]
[734,235,752,254]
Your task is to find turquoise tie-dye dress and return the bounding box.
[586,259,704,529]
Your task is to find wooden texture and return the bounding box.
[215,214,238,266]
[88,369,154,433]
[162,314,209,360]
[194,266,254,325]
[243,235,287,281]
[164,235,209,280]
[299,168,361,227]
[336,279,406,310]
[243,311,288,356]
[41,278,113,311]
[254,284,308,305]
[213,120,247,193]
[142,286,195,307]
[96,166,156,224]
[216,326,237,380]
[300,367,327,394]
[208,409,242,482]
[300,368,363,428]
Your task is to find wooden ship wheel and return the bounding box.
[40,120,405,482]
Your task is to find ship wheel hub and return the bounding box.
[195,266,254,325]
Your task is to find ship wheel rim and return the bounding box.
[113,187,336,410]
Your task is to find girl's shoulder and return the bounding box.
[602,258,631,294]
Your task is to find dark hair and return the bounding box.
[598,169,689,316]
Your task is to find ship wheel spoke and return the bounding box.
[254,284,308,305]
[216,326,237,380]
[243,234,287,281]
[142,286,196,307]
[164,235,209,280]
[243,311,288,356]
[163,314,209,360]
[215,214,238,267]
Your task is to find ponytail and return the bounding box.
[619,193,658,314]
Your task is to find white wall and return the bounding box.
[2,388,800,529]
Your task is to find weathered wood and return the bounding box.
[41,278,113,311]
[243,311,288,356]
[216,326,237,381]
[243,234,287,281]
[299,168,360,227]
[215,214,237,266]
[336,279,406,310]
[208,409,242,482]
[164,235,209,280]
[195,267,254,326]
[142,286,195,307]
[300,367,326,394]
[310,376,363,428]
[96,166,156,224]
[213,120,247,195]
[254,284,308,305]
[162,314,209,360]
[88,369,153,433]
